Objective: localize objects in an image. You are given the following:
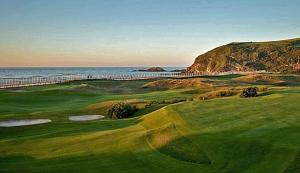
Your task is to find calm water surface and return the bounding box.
[0,67,185,79]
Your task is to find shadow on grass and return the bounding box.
[147,123,211,165]
[284,151,300,173]
[133,104,166,117]
[257,91,275,97]
[1,127,299,173]
[258,89,300,97]
[146,123,300,173]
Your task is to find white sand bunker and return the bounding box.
[69,115,104,122]
[0,119,51,127]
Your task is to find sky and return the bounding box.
[0,0,300,67]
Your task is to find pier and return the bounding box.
[0,71,264,89]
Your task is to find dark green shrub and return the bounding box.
[240,87,258,98]
[108,102,137,119]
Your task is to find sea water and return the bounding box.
[0,67,185,79]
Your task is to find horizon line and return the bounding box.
[0,66,188,68]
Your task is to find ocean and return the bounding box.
[0,67,185,79]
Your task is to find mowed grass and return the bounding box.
[0,78,299,173]
[0,80,197,121]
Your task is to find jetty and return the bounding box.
[0,71,265,89]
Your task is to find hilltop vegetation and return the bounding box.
[187,38,300,73]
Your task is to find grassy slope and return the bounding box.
[0,78,299,173]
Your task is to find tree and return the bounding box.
[240,87,258,98]
[108,102,137,119]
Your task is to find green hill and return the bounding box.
[187,38,300,73]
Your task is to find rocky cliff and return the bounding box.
[187,38,300,73]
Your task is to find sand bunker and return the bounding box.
[69,115,104,122]
[0,119,51,127]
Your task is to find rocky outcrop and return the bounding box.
[135,67,166,72]
[187,38,300,73]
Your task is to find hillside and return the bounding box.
[187,38,300,73]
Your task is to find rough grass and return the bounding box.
[234,74,300,85]
[142,78,212,89]
[199,74,243,80]
[196,88,240,100]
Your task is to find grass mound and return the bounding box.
[143,78,213,89]
[147,122,211,164]
[197,88,239,100]
[86,99,148,116]
[234,73,300,85]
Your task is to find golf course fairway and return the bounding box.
[0,79,299,173]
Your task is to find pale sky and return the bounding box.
[0,0,300,67]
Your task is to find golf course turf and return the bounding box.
[0,76,299,173]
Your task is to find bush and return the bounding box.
[108,102,137,119]
[240,87,258,98]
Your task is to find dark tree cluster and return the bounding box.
[108,102,137,119]
[240,87,258,98]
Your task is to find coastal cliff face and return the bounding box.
[187,38,300,73]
